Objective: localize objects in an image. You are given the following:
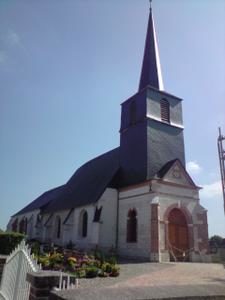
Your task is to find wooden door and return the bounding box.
[168,208,189,261]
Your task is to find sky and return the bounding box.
[0,0,225,237]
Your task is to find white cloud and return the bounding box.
[186,161,202,175]
[200,180,222,199]
[7,30,21,46]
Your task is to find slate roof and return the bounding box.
[13,147,120,216]
[14,155,198,217]
[43,147,120,213]
[13,185,66,217]
[139,8,164,91]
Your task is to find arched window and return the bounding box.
[160,99,170,123]
[129,101,136,125]
[12,218,18,232]
[19,217,27,234]
[79,210,88,238]
[55,216,61,239]
[82,211,88,237]
[127,209,137,243]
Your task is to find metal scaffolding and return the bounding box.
[217,127,225,214]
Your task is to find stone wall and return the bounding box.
[98,188,118,249]
[27,271,74,300]
[118,184,153,259]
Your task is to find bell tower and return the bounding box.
[119,5,185,187]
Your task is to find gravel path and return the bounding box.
[78,262,225,289]
[52,262,225,300]
[78,262,173,289]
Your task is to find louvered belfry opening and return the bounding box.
[160,99,170,123]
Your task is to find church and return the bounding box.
[7,5,210,262]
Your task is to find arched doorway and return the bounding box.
[168,208,189,261]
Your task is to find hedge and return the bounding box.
[0,232,25,255]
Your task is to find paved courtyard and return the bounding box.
[53,262,225,299]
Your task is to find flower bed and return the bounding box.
[35,245,120,278]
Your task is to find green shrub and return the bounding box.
[85,266,99,278]
[49,252,63,268]
[109,265,120,277]
[0,232,25,255]
[101,262,113,274]
[77,268,86,278]
[38,253,50,268]
[30,240,40,256]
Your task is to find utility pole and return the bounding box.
[217,127,225,214]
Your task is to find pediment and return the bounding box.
[159,160,197,188]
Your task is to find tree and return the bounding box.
[209,235,224,247]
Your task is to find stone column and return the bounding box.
[197,211,209,253]
[27,271,66,300]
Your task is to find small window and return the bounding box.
[19,217,27,234]
[93,206,102,222]
[82,211,88,237]
[160,99,170,123]
[12,218,18,232]
[79,210,88,238]
[55,216,61,239]
[127,209,137,243]
[129,101,136,125]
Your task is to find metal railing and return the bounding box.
[54,273,78,291]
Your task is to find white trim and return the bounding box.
[147,114,184,129]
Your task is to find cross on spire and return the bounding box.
[149,0,152,10]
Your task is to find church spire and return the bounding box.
[138,3,164,91]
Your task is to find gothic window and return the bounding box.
[55,216,61,239]
[12,218,18,232]
[79,210,88,238]
[93,206,102,222]
[82,211,88,237]
[160,99,170,123]
[19,217,27,234]
[127,209,137,243]
[129,101,137,125]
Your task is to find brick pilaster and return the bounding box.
[197,211,209,253]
